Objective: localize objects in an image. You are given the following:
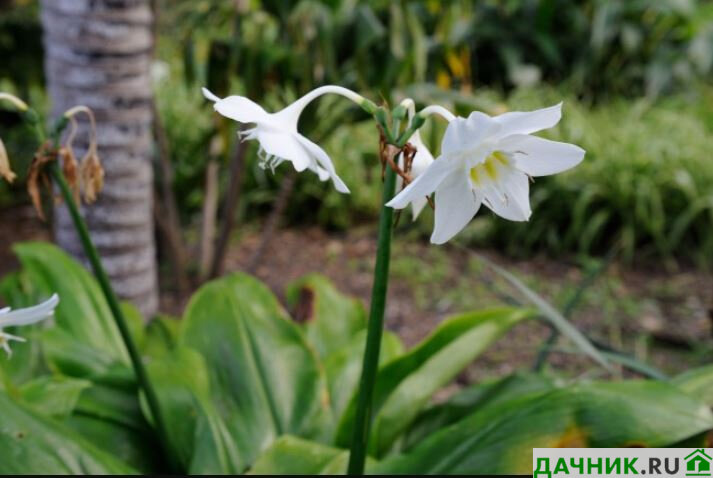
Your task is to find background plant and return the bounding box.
[1,243,712,474]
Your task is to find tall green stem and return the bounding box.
[347,160,398,475]
[47,148,176,470]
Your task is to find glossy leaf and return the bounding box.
[142,315,181,360]
[248,435,379,475]
[179,273,332,469]
[248,435,349,475]
[402,372,555,450]
[375,381,713,475]
[0,391,135,474]
[286,273,367,359]
[336,307,532,456]
[323,329,403,423]
[18,375,90,418]
[12,242,129,366]
[147,347,242,473]
[673,364,713,407]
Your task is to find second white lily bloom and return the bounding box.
[387,103,585,244]
[203,86,368,194]
[396,129,435,220]
[0,294,59,357]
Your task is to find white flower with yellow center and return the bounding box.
[387,103,585,244]
[0,294,59,357]
[203,86,370,194]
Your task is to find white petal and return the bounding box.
[482,167,531,221]
[494,103,562,137]
[387,156,455,209]
[396,132,435,218]
[0,294,59,328]
[201,87,221,103]
[500,134,585,176]
[294,134,350,193]
[431,171,481,244]
[213,95,272,125]
[441,112,501,156]
[410,136,435,176]
[256,130,313,172]
[312,164,330,182]
[411,196,428,220]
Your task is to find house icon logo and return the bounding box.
[685,449,713,477]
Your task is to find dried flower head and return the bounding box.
[64,106,104,204]
[60,147,80,205]
[26,142,54,220]
[80,147,104,204]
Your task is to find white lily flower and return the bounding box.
[387,103,585,244]
[0,294,59,357]
[203,85,367,194]
[396,129,434,220]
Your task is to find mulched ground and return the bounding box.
[2,206,711,383]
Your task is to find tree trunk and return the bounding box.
[41,0,159,317]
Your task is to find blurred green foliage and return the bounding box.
[153,0,713,263]
[2,0,712,263]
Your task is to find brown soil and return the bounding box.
[2,206,711,382]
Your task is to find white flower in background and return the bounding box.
[203,85,368,194]
[0,92,29,184]
[0,294,59,357]
[396,129,434,220]
[387,103,585,244]
[0,136,16,183]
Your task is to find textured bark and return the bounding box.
[41,0,159,316]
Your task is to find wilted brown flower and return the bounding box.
[80,146,104,204]
[63,106,104,204]
[27,142,53,220]
[59,147,80,205]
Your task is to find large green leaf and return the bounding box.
[248,435,379,475]
[39,327,134,387]
[402,372,555,450]
[179,273,332,470]
[323,329,403,422]
[0,391,136,474]
[335,307,532,456]
[673,364,713,407]
[12,242,129,367]
[248,435,350,475]
[18,375,90,418]
[65,381,162,473]
[147,347,242,473]
[375,381,713,475]
[141,315,181,360]
[286,273,367,359]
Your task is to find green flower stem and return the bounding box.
[25,111,177,471]
[48,161,175,468]
[348,128,402,475]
